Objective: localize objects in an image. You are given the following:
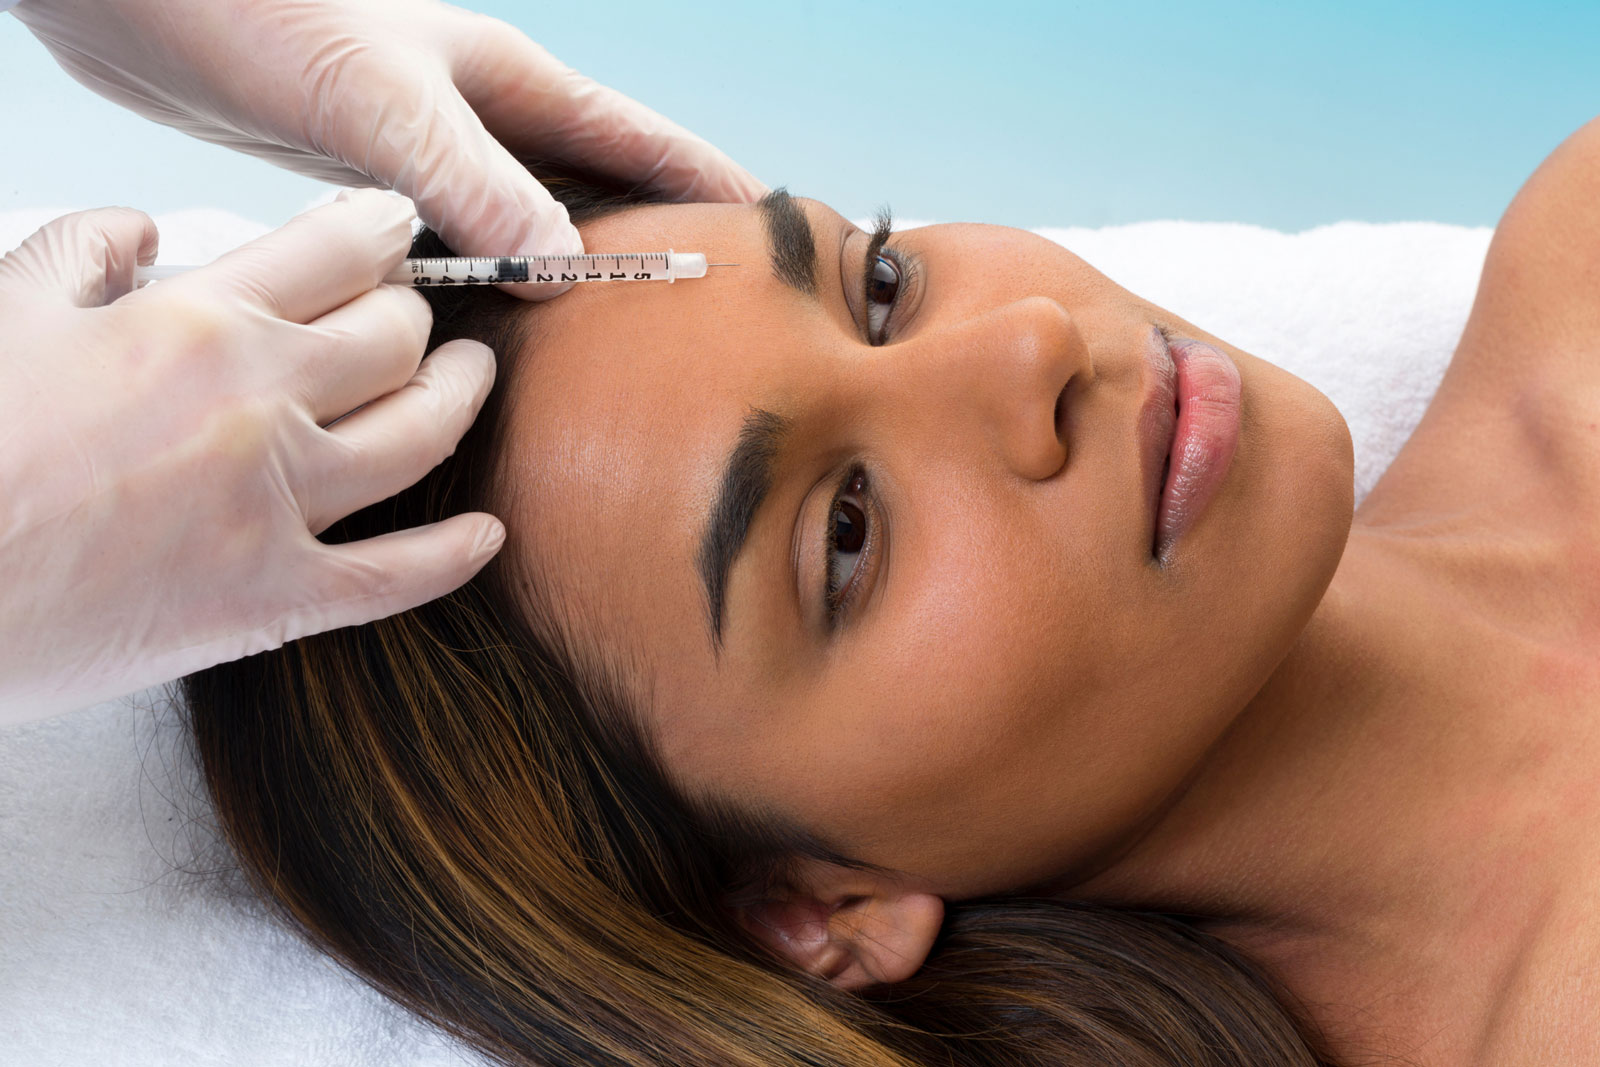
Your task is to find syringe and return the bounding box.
[133,251,736,288]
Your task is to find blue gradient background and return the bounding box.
[2,1,1596,231]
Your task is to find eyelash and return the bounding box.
[822,465,878,628]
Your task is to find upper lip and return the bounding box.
[1136,326,1179,556]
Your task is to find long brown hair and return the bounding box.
[181,169,1338,1067]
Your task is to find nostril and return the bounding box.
[1053,380,1071,443]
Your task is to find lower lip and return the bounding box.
[1154,336,1242,562]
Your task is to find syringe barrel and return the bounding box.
[382,252,691,286]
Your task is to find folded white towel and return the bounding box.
[0,208,1493,1066]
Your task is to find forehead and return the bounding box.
[497,200,827,705]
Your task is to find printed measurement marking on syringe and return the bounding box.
[397,253,671,284]
[387,252,718,286]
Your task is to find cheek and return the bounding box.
[789,509,1162,887]
[776,466,1271,893]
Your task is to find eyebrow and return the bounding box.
[691,192,828,653]
[759,189,818,297]
[696,407,793,652]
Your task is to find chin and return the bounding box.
[1167,344,1353,713]
[1235,361,1354,693]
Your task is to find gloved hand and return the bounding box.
[11,0,766,297]
[0,191,503,723]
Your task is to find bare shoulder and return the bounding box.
[1361,115,1600,527]
[1457,114,1600,372]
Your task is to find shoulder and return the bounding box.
[1459,114,1600,368]
[1362,116,1600,527]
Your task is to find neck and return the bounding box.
[1064,525,1576,1062]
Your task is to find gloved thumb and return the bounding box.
[0,207,159,308]
[380,88,584,300]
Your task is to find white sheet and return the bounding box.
[0,207,1494,1065]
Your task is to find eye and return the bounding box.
[825,470,872,622]
[865,253,902,344]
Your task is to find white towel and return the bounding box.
[0,208,1493,1066]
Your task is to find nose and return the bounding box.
[895,295,1091,481]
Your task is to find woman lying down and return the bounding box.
[183,116,1600,1067]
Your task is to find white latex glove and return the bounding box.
[11,0,766,297]
[0,191,504,724]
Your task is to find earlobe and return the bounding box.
[828,890,945,989]
[737,883,945,991]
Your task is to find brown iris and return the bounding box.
[832,499,866,554]
[868,254,900,306]
[832,472,869,555]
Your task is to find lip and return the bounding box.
[1138,327,1242,562]
[1136,328,1179,555]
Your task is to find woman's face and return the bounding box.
[500,194,1353,899]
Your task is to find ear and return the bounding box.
[737,874,945,991]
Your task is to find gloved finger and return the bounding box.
[450,23,768,205]
[181,188,416,324]
[306,338,496,534]
[0,207,158,308]
[310,511,506,633]
[298,283,433,425]
[345,57,584,302]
